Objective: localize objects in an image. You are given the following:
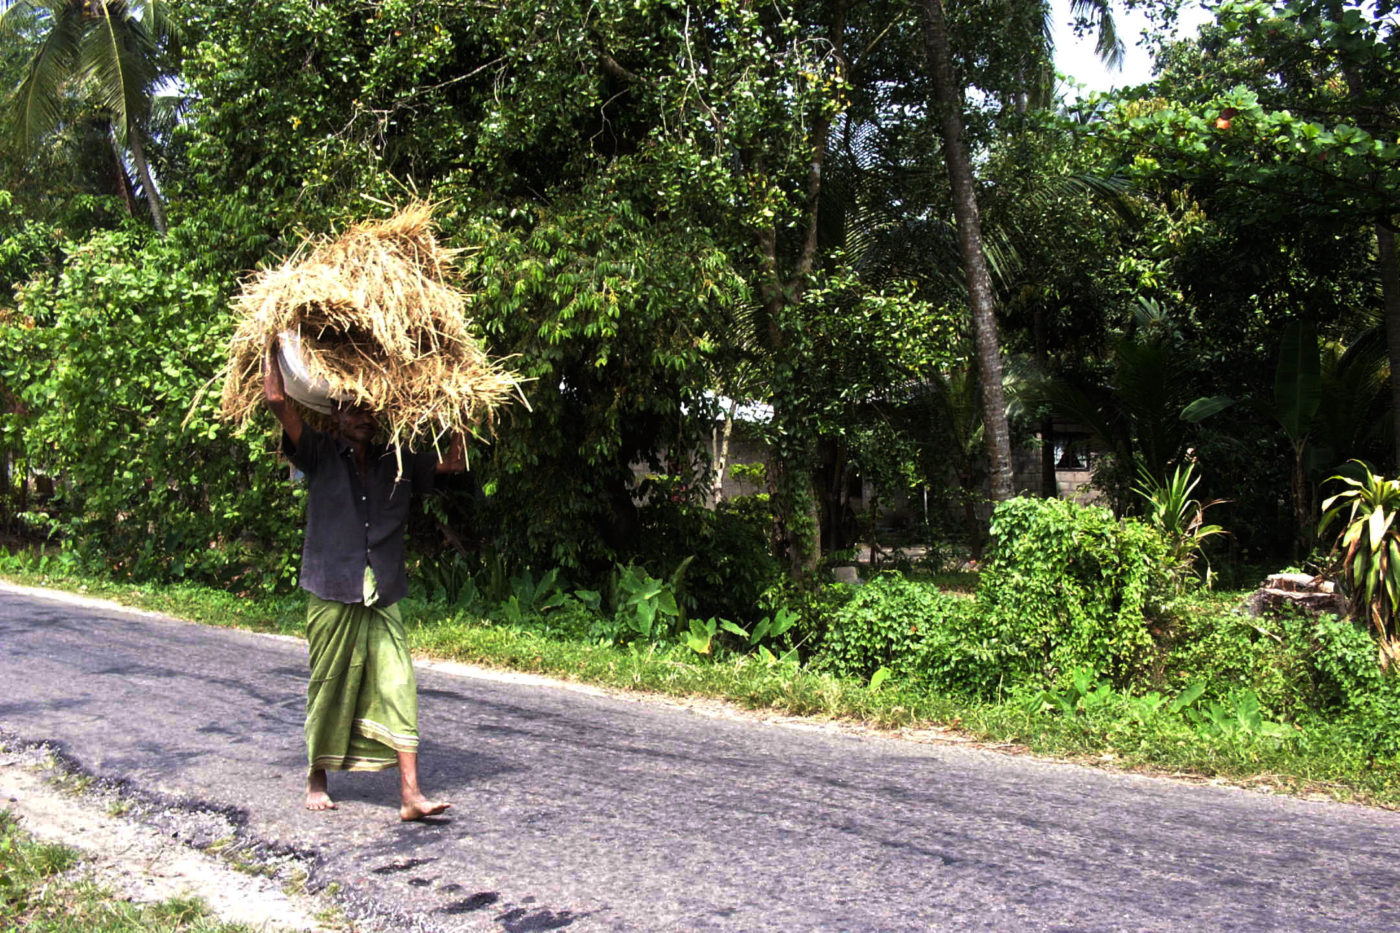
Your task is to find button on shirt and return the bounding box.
[283,426,437,607]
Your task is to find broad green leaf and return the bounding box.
[1274,320,1321,442]
[718,619,749,638]
[1181,395,1235,423]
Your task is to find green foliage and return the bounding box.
[568,562,690,647]
[1029,303,1209,516]
[698,607,802,661]
[976,497,1174,687]
[492,568,568,627]
[1161,596,1400,762]
[1101,0,1400,224]
[635,491,781,624]
[0,228,301,589]
[1274,319,1322,445]
[607,562,683,643]
[1021,670,1294,746]
[820,574,971,680]
[1,0,181,233]
[1320,461,1400,663]
[1133,461,1227,582]
[457,194,746,573]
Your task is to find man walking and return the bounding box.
[264,342,461,820]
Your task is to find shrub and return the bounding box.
[1331,674,1400,760]
[820,575,978,683]
[975,497,1174,688]
[1,229,302,591]
[636,492,781,623]
[1319,461,1400,666]
[1165,597,1391,729]
[1304,612,1386,712]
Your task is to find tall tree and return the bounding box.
[919,0,1017,500]
[1,0,180,234]
[917,0,1127,502]
[1097,0,1400,464]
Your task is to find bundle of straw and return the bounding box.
[218,203,525,451]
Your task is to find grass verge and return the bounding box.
[3,563,1398,810]
[0,809,249,932]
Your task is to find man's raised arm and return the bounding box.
[263,339,304,449]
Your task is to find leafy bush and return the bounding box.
[1019,670,1294,750]
[1166,599,1391,736]
[635,492,781,624]
[1320,460,1400,665]
[1133,462,1227,584]
[1,229,302,591]
[820,575,978,681]
[975,497,1174,688]
[1307,612,1387,710]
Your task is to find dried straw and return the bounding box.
[218,203,525,452]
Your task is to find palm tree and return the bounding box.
[917,0,1121,501]
[1,0,180,234]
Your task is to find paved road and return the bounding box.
[2,584,1399,932]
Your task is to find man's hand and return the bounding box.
[435,433,467,474]
[263,338,304,448]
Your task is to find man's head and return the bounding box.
[332,399,378,445]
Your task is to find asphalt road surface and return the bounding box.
[2,584,1399,932]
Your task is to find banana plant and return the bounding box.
[1320,461,1400,667]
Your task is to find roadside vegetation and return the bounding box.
[0,809,248,932]
[2,0,1399,814]
[7,488,1400,810]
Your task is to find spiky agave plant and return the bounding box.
[1320,461,1400,667]
[1133,461,1227,586]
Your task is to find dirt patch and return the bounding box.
[0,747,335,931]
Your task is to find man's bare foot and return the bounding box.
[400,794,451,821]
[305,769,337,812]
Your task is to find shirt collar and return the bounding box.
[332,434,389,462]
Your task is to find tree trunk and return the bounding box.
[1034,305,1056,497]
[919,0,1015,501]
[106,123,137,217]
[711,399,736,504]
[755,0,848,581]
[766,446,820,579]
[1291,441,1312,559]
[1379,222,1400,470]
[126,129,167,237]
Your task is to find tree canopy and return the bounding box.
[0,0,1395,606]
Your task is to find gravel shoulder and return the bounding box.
[0,746,334,931]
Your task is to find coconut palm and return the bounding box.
[1,0,180,234]
[917,0,1121,501]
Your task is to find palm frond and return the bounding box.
[1071,0,1124,71]
[0,0,49,40]
[79,0,160,139]
[147,81,188,139]
[134,0,183,53]
[7,1,81,151]
[1036,172,1141,226]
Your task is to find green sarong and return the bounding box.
[304,590,418,774]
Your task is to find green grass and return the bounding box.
[4,559,1399,810]
[0,810,250,932]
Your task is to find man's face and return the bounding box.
[333,402,378,444]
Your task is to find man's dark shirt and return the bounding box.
[283,426,437,607]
